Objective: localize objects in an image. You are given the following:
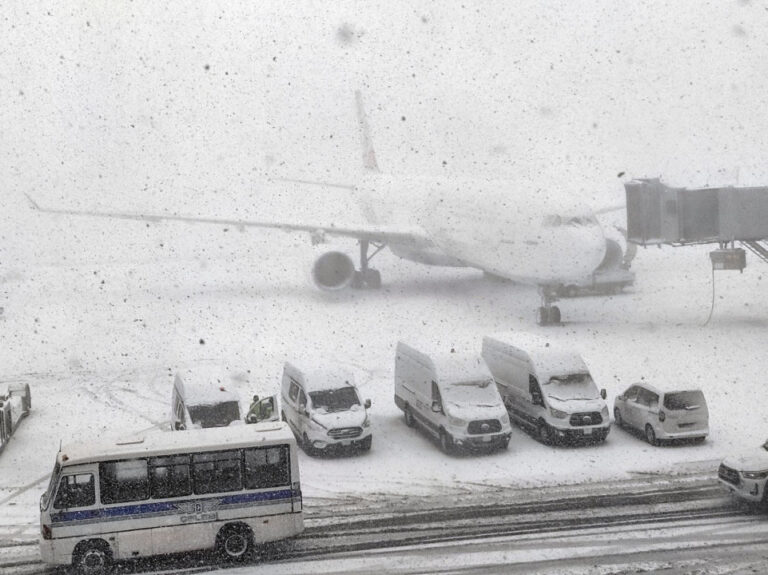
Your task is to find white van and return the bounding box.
[394,342,512,453]
[280,361,372,454]
[482,333,610,445]
[171,368,243,430]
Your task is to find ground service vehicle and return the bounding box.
[482,333,610,444]
[394,342,511,453]
[719,439,768,506]
[0,383,31,454]
[39,423,303,574]
[171,369,243,430]
[614,383,709,445]
[281,361,372,454]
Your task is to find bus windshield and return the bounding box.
[188,401,241,428]
[40,462,61,511]
[309,387,360,413]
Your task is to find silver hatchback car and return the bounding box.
[613,383,709,445]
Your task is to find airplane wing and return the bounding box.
[24,193,433,248]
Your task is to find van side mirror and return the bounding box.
[364,399,371,409]
[431,401,442,414]
[600,389,607,400]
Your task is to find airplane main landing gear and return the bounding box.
[537,287,561,326]
[351,240,385,289]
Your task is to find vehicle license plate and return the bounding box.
[583,428,592,435]
[482,435,492,443]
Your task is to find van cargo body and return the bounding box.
[281,361,372,454]
[482,333,610,445]
[394,342,511,453]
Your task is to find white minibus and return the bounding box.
[39,422,303,574]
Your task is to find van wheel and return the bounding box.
[537,421,553,445]
[613,408,623,428]
[404,405,415,428]
[359,435,372,451]
[302,433,317,456]
[439,429,454,454]
[217,524,253,562]
[645,424,658,446]
[73,540,112,575]
[281,411,287,422]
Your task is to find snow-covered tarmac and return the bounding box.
[1,201,767,541]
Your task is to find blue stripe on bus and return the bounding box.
[51,488,294,524]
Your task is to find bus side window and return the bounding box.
[53,474,95,509]
[100,460,150,504]
[192,451,243,495]
[149,455,192,498]
[244,445,290,489]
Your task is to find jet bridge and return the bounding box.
[625,178,768,270]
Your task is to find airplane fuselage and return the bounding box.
[356,173,607,286]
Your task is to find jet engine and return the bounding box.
[311,251,356,290]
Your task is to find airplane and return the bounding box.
[26,92,629,325]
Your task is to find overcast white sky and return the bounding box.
[2,1,768,266]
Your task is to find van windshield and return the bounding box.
[444,379,500,407]
[664,391,705,411]
[310,387,360,413]
[546,373,600,401]
[188,401,241,428]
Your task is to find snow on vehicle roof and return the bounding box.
[175,366,244,405]
[284,360,356,393]
[433,353,491,383]
[627,380,705,395]
[398,341,491,382]
[58,421,294,467]
[483,332,589,382]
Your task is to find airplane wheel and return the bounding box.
[550,306,561,324]
[350,271,365,289]
[364,269,382,289]
[537,307,549,325]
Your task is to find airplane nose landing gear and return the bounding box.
[537,287,562,326]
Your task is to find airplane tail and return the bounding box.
[355,90,380,173]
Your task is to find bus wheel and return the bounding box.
[74,540,112,575]
[217,524,253,562]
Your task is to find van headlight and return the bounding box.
[743,470,768,480]
[448,415,465,428]
[363,414,371,428]
[501,412,510,425]
[601,406,609,418]
[549,407,568,419]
